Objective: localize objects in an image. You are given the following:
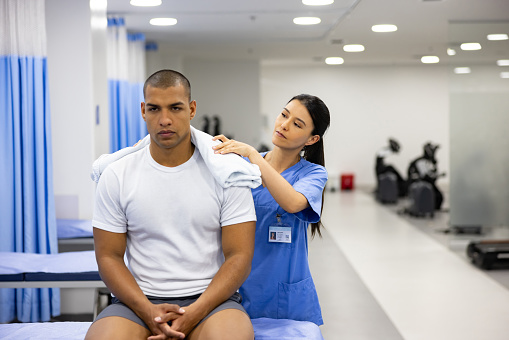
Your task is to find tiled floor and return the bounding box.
[310,190,509,340]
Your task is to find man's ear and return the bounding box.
[305,135,320,146]
[189,100,197,121]
[141,102,146,121]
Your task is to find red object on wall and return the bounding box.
[341,173,354,190]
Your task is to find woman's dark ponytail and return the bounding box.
[303,139,325,167]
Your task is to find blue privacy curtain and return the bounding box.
[107,17,147,152]
[0,0,59,322]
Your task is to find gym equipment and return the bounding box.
[406,142,445,211]
[467,240,509,270]
[374,138,406,200]
[376,172,398,203]
[202,116,210,134]
[406,181,435,217]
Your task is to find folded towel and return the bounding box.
[90,126,262,188]
[191,127,262,188]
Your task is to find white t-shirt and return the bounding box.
[92,145,256,297]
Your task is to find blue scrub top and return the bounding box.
[239,154,327,326]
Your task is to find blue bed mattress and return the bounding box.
[57,219,93,239]
[0,251,100,282]
[0,318,324,340]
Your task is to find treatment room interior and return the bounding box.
[3,0,509,339]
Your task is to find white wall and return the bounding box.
[46,0,108,220]
[261,64,450,189]
[46,0,108,315]
[91,1,110,159]
[183,59,261,147]
[145,49,263,147]
[145,43,184,76]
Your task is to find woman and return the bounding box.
[212,94,330,326]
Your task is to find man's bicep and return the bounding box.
[221,221,256,260]
[93,227,127,260]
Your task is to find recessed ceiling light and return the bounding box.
[90,0,107,11]
[150,18,177,26]
[460,43,482,51]
[421,56,439,64]
[487,34,508,41]
[130,0,161,6]
[343,44,365,52]
[447,48,456,56]
[325,57,344,65]
[371,24,397,33]
[454,67,471,74]
[293,17,321,25]
[500,72,509,79]
[302,0,334,5]
[496,59,509,66]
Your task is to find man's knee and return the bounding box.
[188,309,254,340]
[85,316,151,340]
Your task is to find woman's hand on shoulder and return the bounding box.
[212,135,257,159]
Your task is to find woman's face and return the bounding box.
[272,99,319,151]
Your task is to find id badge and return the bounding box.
[268,214,292,243]
[268,226,292,243]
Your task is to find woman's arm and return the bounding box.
[212,136,309,213]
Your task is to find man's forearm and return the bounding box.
[176,251,252,327]
[200,252,251,310]
[97,255,152,320]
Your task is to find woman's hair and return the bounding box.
[288,94,330,238]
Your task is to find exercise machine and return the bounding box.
[375,138,406,203]
[467,240,509,270]
[405,142,445,216]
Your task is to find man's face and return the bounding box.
[141,84,196,152]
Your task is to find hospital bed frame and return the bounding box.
[0,250,107,317]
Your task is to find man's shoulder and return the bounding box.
[100,147,147,181]
[110,146,146,169]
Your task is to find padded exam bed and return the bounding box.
[0,318,323,340]
[57,219,94,252]
[57,219,94,239]
[0,251,103,288]
[0,251,324,339]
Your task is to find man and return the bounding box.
[85,70,256,340]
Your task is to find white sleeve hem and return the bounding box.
[92,221,127,234]
[221,214,257,227]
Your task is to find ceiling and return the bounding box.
[107,0,509,67]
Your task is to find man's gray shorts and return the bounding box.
[94,292,247,330]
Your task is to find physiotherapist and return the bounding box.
[212,94,330,325]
